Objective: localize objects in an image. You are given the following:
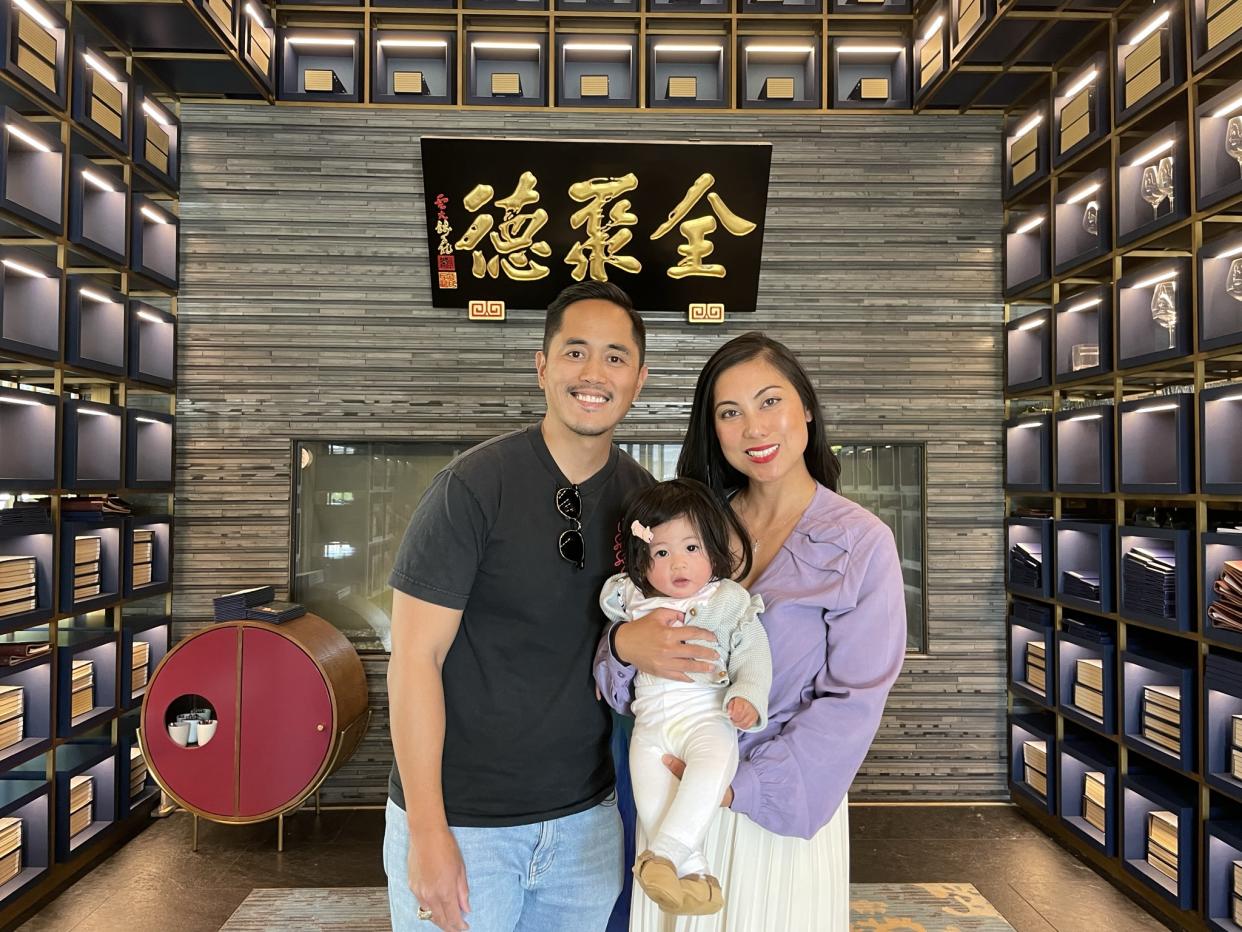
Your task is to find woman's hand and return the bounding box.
[662,754,734,808]
[613,608,718,681]
[727,698,759,730]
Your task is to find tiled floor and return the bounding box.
[15,804,1168,931]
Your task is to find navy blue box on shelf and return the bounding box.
[58,514,122,615]
[1054,286,1112,382]
[1122,770,1196,910]
[1010,599,1054,707]
[132,87,179,189]
[1058,731,1118,856]
[1006,517,1053,599]
[1010,712,1056,814]
[1053,56,1108,169]
[127,302,174,389]
[1205,532,1242,649]
[1003,108,1047,199]
[116,708,156,813]
[1054,169,1110,274]
[1055,520,1114,613]
[1197,80,1242,211]
[124,409,173,490]
[64,277,125,378]
[0,387,56,493]
[1005,311,1051,392]
[1055,405,1114,493]
[1116,123,1190,247]
[0,246,60,362]
[1202,383,1242,494]
[1205,820,1242,931]
[53,741,115,861]
[1119,393,1195,494]
[120,614,168,710]
[1122,649,1195,773]
[1004,211,1050,296]
[123,517,170,599]
[70,37,129,155]
[1198,232,1242,352]
[1119,527,1192,632]
[54,626,115,738]
[0,0,68,109]
[1117,260,1192,369]
[129,195,178,291]
[0,108,62,236]
[1058,615,1116,735]
[1205,654,1242,806]
[0,766,49,904]
[0,651,50,772]
[1114,8,1185,125]
[67,154,127,266]
[61,398,122,492]
[1005,414,1051,491]
[278,29,363,103]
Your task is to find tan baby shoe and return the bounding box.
[633,850,683,911]
[676,873,724,916]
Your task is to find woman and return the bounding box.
[595,332,906,930]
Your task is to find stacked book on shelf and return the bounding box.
[1083,771,1106,834]
[70,660,93,720]
[0,503,49,530]
[1025,641,1046,692]
[129,746,147,803]
[1141,685,1181,755]
[1233,714,1242,781]
[212,585,306,624]
[73,537,101,602]
[68,775,92,839]
[1147,810,1178,884]
[1233,860,1242,926]
[0,556,36,620]
[1062,570,1101,602]
[131,529,154,587]
[1009,541,1043,590]
[0,685,22,753]
[1073,658,1105,720]
[1122,544,1176,620]
[0,642,48,667]
[0,817,20,885]
[1211,560,1242,633]
[1023,739,1047,798]
[131,640,150,696]
[1064,617,1113,646]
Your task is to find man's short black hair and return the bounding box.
[543,282,646,365]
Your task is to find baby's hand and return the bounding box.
[727,698,759,730]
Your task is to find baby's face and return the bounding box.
[646,515,714,598]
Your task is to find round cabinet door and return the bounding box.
[142,626,240,818]
[237,627,334,818]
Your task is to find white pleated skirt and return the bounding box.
[629,797,849,932]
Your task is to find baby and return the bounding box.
[601,478,772,916]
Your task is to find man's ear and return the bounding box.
[535,351,547,390]
[634,364,650,400]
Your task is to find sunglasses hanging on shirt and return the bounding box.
[556,485,584,569]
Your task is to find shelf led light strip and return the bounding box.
[922,15,945,43]
[837,45,905,55]
[378,39,449,50]
[1217,243,1242,260]
[746,45,816,55]
[1,258,43,278]
[79,288,112,303]
[1136,402,1179,414]
[1067,413,1103,422]
[81,169,115,192]
[142,100,172,127]
[0,395,40,406]
[1129,138,1174,166]
[244,2,267,26]
[1218,393,1242,403]
[651,43,722,53]
[1014,215,1044,235]
[1015,420,1044,429]
[1062,67,1097,100]
[1065,182,1100,205]
[1016,317,1046,331]
[137,310,165,324]
[1133,269,1178,289]
[1127,9,1170,47]
[5,123,51,153]
[83,52,119,85]
[141,206,169,225]
[287,37,355,48]
[1064,296,1102,313]
[1013,113,1042,139]
[78,406,111,417]
[14,0,55,30]
[135,417,161,424]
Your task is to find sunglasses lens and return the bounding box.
[559,530,584,567]
[556,487,581,520]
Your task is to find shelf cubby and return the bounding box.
[52,741,115,861]
[132,90,178,189]
[278,30,362,103]
[1054,286,1111,382]
[1009,598,1053,706]
[1116,123,1189,247]
[0,520,53,632]
[1054,169,1109,274]
[129,196,178,291]
[374,32,455,106]
[738,38,820,111]
[1196,80,1242,211]
[117,709,156,812]
[124,408,173,490]
[0,655,50,770]
[830,39,909,110]
[70,40,128,155]
[1004,308,1050,391]
[1055,405,1113,493]
[0,247,59,362]
[556,35,636,109]
[1192,0,1242,72]
[65,278,125,379]
[67,155,127,269]
[60,398,121,492]
[1010,711,1055,814]
[1118,527,1192,632]
[913,6,947,101]
[1117,260,1192,368]
[1205,532,1242,649]
[1058,731,1118,855]
[1113,5,1184,126]
[1202,383,1242,495]
[0,387,55,492]
[648,0,727,11]
[57,514,121,614]
[1053,54,1107,167]
[1,0,67,109]
[1118,393,1194,495]
[195,0,236,44]
[123,516,170,599]
[831,0,902,10]
[0,774,47,903]
[1055,519,1114,614]
[1006,516,1053,599]
[1058,614,1116,735]
[1206,654,1242,806]
[120,614,168,710]
[949,0,994,60]
[556,0,638,9]
[1122,646,1195,773]
[127,302,174,389]
[1004,211,1049,296]
[239,1,275,92]
[1200,231,1242,352]
[1206,819,1242,931]
[0,108,62,235]
[55,627,115,738]
[646,36,726,109]
[1004,108,1046,199]
[1121,770,1196,909]
[1004,412,1051,492]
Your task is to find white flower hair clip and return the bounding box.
[630,520,655,544]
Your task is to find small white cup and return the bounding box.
[196,720,218,748]
[168,722,190,747]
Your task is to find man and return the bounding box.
[384,281,711,932]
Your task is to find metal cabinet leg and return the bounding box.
[315,789,321,816]
[192,814,198,853]
[278,813,284,853]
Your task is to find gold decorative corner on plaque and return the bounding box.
[468,299,505,321]
[688,302,724,324]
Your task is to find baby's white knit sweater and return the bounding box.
[600,573,773,732]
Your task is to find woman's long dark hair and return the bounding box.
[677,331,841,528]
[624,478,748,595]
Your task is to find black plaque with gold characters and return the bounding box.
[421,136,772,312]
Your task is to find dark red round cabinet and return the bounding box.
[139,614,368,823]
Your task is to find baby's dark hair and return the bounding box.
[623,478,751,595]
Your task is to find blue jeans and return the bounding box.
[384,797,623,932]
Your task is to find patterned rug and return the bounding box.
[221,883,1014,931]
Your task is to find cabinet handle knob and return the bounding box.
[317,724,325,732]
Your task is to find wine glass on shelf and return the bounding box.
[1156,156,1175,213]
[1228,117,1242,174]
[1082,200,1098,236]
[1140,166,1164,220]
[1227,258,1242,302]
[1150,281,1178,350]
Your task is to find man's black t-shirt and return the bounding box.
[388,425,653,826]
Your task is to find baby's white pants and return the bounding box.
[629,674,738,878]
